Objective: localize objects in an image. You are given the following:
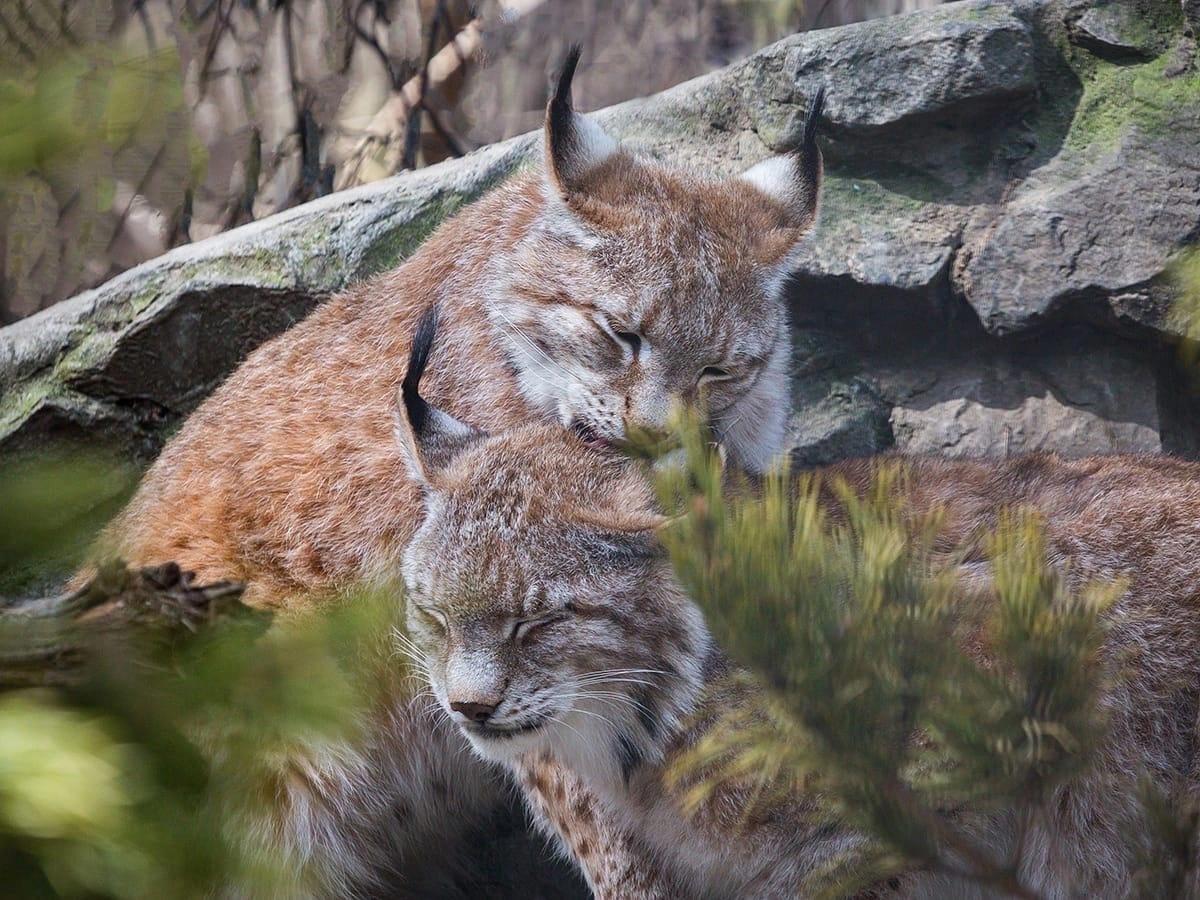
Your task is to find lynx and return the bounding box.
[82,49,828,895]
[96,49,824,609]
[397,322,1200,898]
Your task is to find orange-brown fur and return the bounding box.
[92,147,815,611]
[93,180,531,608]
[82,54,828,895]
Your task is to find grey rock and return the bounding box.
[1187,0,1200,34]
[740,1,1035,147]
[956,123,1200,336]
[883,337,1163,456]
[0,139,528,457]
[789,376,895,468]
[1067,1,1175,58]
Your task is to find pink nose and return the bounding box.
[451,700,496,723]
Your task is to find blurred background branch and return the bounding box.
[0,0,943,324]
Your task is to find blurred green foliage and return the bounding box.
[0,46,183,182]
[0,451,139,595]
[0,2,195,321]
[655,423,1145,897]
[0,452,410,898]
[0,587,406,898]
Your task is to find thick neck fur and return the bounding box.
[525,576,712,800]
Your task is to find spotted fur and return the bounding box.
[398,376,1200,898]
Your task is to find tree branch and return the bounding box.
[424,102,469,158]
[0,8,39,62]
[334,0,548,190]
[1,560,263,691]
[878,777,1044,900]
[401,0,446,171]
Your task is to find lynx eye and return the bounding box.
[700,365,732,382]
[606,326,642,359]
[512,613,567,643]
[414,604,448,632]
[615,331,641,351]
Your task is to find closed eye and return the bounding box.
[614,331,642,355]
[598,321,642,360]
[700,366,732,382]
[414,604,448,632]
[512,614,569,643]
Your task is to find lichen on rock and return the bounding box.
[2,0,1199,474]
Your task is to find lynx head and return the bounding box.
[490,46,824,474]
[396,309,708,780]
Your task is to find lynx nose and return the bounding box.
[451,700,497,723]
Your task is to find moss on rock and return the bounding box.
[1064,47,1200,155]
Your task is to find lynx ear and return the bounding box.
[739,85,825,233]
[544,44,619,201]
[394,306,485,485]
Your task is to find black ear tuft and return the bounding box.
[552,43,583,115]
[801,84,826,156]
[543,44,619,200]
[793,84,825,199]
[403,305,438,436]
[394,305,486,483]
[546,44,584,180]
[738,84,825,234]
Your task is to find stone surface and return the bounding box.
[778,2,1036,136]
[881,330,1164,456]
[3,0,1200,467]
[954,81,1200,336]
[789,376,895,467]
[1187,0,1200,35]
[1067,1,1176,58]
[0,139,527,456]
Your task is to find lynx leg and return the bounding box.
[516,751,680,900]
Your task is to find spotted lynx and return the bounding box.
[81,49,827,895]
[397,322,1200,898]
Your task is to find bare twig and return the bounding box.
[27,0,77,46]
[0,8,39,62]
[106,141,168,254]
[424,102,469,157]
[198,0,236,94]
[349,0,402,89]
[878,777,1044,900]
[401,0,445,171]
[185,0,221,22]
[813,0,840,28]
[335,0,553,189]
[13,0,52,50]
[0,560,262,691]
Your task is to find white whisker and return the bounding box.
[489,304,574,391]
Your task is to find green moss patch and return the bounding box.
[356,192,472,280]
[1063,45,1200,156]
[821,173,930,221]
